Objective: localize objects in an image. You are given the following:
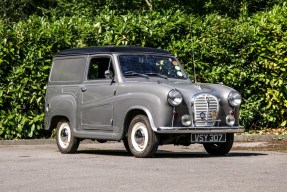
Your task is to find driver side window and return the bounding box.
[87,57,114,80]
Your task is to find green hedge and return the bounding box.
[1,0,282,21]
[0,3,287,139]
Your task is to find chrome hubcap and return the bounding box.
[135,129,145,145]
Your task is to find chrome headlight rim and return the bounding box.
[167,89,183,106]
[228,91,242,107]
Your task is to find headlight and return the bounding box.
[228,91,242,107]
[168,90,183,106]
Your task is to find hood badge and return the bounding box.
[195,83,202,90]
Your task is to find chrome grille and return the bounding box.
[193,94,219,126]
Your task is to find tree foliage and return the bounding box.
[0,1,286,139]
[0,0,283,21]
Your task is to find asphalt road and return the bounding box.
[0,142,286,192]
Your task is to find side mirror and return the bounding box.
[104,70,113,79]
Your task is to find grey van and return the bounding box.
[44,46,243,158]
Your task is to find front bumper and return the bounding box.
[157,126,244,134]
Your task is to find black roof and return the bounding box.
[56,46,172,56]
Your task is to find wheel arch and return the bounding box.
[123,107,156,138]
[50,115,70,130]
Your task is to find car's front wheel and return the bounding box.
[123,137,131,154]
[128,115,159,158]
[56,119,80,154]
[203,133,234,155]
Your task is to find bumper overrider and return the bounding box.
[157,126,244,134]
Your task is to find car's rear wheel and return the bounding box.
[56,119,80,154]
[203,133,234,155]
[128,115,159,158]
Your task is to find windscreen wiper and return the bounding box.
[124,71,149,79]
[145,73,168,79]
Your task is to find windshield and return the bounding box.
[119,55,187,79]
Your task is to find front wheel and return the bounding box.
[56,120,80,154]
[203,133,234,155]
[127,115,159,158]
[123,137,131,154]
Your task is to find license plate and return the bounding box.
[191,134,226,143]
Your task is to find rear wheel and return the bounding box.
[203,133,234,155]
[56,120,80,154]
[128,115,159,158]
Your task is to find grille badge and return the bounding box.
[211,111,217,120]
[200,112,206,120]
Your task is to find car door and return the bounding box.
[78,55,118,132]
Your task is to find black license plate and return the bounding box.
[191,134,226,143]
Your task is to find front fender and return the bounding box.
[113,92,173,134]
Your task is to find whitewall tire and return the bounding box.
[56,120,80,154]
[128,115,159,158]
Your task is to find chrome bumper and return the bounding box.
[157,126,244,134]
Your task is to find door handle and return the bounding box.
[81,86,87,92]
